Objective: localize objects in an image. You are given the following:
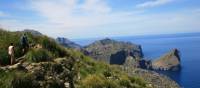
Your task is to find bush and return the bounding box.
[25,49,52,62]
[104,79,118,88]
[40,36,67,57]
[103,70,112,78]
[0,49,10,65]
[0,70,13,88]
[81,74,106,88]
[45,79,65,88]
[0,70,39,88]
[119,75,131,87]
[130,76,146,87]
[12,73,39,88]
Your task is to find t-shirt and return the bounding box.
[8,46,14,55]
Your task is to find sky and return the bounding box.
[0,0,200,39]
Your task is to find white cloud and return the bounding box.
[80,0,111,14]
[1,0,200,39]
[29,0,112,29]
[136,0,174,8]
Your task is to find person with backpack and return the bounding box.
[20,33,29,54]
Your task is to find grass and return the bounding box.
[25,48,53,63]
[0,70,39,88]
[0,29,149,88]
[0,29,68,65]
[77,52,148,88]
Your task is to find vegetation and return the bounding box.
[0,70,39,88]
[0,29,149,88]
[0,28,67,65]
[25,48,53,62]
[0,29,23,65]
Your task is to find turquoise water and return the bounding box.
[73,33,200,88]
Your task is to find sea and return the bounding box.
[73,33,200,88]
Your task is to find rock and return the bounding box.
[84,38,143,64]
[64,82,70,88]
[138,59,152,69]
[131,68,180,88]
[20,29,43,36]
[123,56,153,70]
[123,56,140,68]
[152,49,181,71]
[8,63,21,69]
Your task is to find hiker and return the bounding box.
[8,43,15,65]
[20,33,29,54]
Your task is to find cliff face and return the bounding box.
[152,49,181,71]
[83,38,181,71]
[84,38,143,64]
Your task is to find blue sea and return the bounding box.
[73,33,200,88]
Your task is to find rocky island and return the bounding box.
[152,49,181,71]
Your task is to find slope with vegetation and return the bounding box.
[0,29,180,88]
[0,29,153,88]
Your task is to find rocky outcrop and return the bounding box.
[152,49,181,71]
[131,68,180,88]
[20,29,43,36]
[123,56,140,68]
[56,37,82,50]
[120,64,180,88]
[84,38,143,64]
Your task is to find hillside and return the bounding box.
[0,29,180,88]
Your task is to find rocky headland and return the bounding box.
[84,38,143,64]
[152,49,181,71]
[82,38,181,71]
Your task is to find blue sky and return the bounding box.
[0,0,200,39]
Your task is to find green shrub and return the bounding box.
[0,70,13,88]
[12,73,39,88]
[45,79,65,88]
[0,70,39,88]
[103,70,112,78]
[130,76,146,87]
[0,49,10,65]
[104,79,119,88]
[25,49,52,62]
[119,75,131,87]
[40,36,67,57]
[81,74,106,88]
